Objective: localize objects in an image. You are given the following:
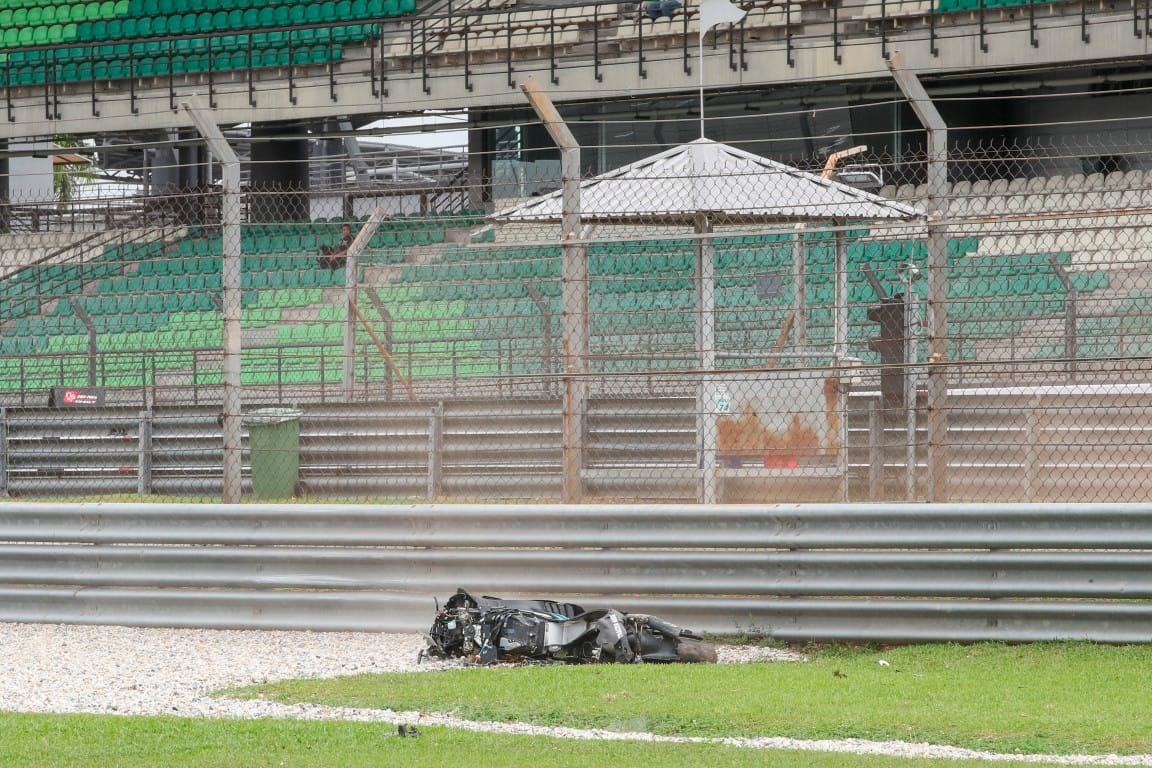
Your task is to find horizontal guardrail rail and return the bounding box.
[1,545,1150,598]
[0,502,1151,642]
[4,502,1152,548]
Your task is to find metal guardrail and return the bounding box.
[0,501,1150,642]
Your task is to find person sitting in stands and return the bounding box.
[643,0,681,20]
[317,222,353,269]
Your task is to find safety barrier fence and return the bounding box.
[0,501,1149,642]
[3,384,1151,502]
[5,123,1152,510]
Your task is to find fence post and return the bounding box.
[887,52,950,502]
[1023,395,1040,502]
[524,281,554,397]
[903,269,920,501]
[427,403,443,500]
[138,410,152,496]
[180,96,243,504]
[0,407,7,497]
[520,79,585,503]
[1047,254,1078,379]
[868,400,884,501]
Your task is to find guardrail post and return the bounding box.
[427,403,443,500]
[138,410,152,496]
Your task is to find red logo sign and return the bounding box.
[52,387,104,407]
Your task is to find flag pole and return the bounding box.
[699,36,706,138]
[697,0,746,140]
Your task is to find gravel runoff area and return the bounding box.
[0,623,1149,766]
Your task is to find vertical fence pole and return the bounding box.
[520,78,585,503]
[427,403,443,500]
[834,224,851,502]
[525,281,554,398]
[888,53,950,502]
[868,399,883,501]
[833,226,847,362]
[137,410,152,496]
[791,228,807,348]
[0,407,7,497]
[1024,396,1040,502]
[697,217,717,504]
[181,96,243,504]
[904,273,918,501]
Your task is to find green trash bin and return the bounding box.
[243,407,303,498]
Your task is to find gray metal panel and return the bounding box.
[149,408,230,495]
[5,406,145,496]
[0,586,428,632]
[0,589,1148,642]
[4,502,1152,548]
[603,597,1152,643]
[297,403,434,496]
[1,545,1150,598]
[438,399,564,496]
[0,502,1151,641]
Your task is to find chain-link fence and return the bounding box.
[2,126,1151,503]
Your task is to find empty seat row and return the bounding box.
[0,0,414,86]
[136,0,397,15]
[460,6,593,34]
[0,1,127,28]
[69,0,400,42]
[886,168,1152,202]
[939,0,1061,11]
[2,35,357,86]
[411,1,806,62]
[0,0,408,43]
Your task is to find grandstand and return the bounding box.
[0,185,1134,400]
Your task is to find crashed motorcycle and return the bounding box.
[423,589,717,665]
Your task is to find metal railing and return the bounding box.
[3,385,1152,502]
[0,501,1150,642]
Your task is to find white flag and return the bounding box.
[699,0,747,43]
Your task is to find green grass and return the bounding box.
[0,713,1073,767]
[237,642,1152,757]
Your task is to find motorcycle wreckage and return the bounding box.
[424,589,717,664]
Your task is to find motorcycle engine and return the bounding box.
[427,605,481,658]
